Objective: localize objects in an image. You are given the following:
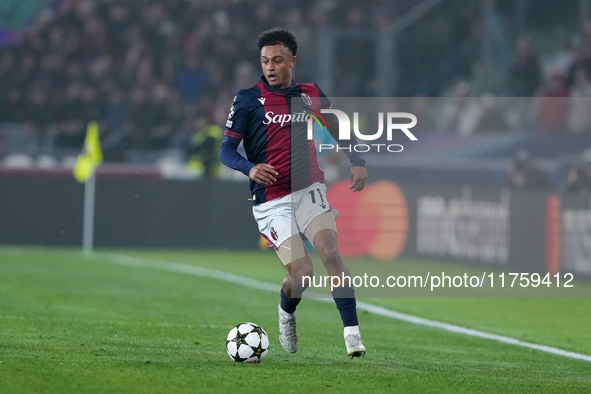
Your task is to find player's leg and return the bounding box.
[277,235,313,300]
[252,196,307,353]
[304,211,366,358]
[276,235,312,353]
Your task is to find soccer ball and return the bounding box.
[226,322,269,363]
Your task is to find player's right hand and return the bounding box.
[249,163,278,185]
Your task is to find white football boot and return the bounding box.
[278,304,298,353]
[345,333,366,358]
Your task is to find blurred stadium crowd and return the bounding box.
[0,0,591,166]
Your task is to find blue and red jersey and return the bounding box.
[220,76,364,205]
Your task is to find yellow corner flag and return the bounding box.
[73,121,103,183]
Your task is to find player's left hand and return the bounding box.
[349,166,367,192]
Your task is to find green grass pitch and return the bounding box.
[1,247,590,393]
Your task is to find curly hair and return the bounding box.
[256,28,297,56]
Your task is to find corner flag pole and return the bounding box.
[82,171,96,255]
[73,121,103,255]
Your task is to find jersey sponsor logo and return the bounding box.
[263,111,312,127]
[301,93,312,106]
[258,97,266,105]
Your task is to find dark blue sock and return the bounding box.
[332,286,358,327]
[280,288,301,314]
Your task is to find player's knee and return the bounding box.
[314,234,340,265]
[282,275,292,296]
[291,263,313,281]
[289,262,313,290]
[286,268,312,299]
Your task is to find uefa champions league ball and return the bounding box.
[226,322,269,363]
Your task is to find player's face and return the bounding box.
[260,45,295,89]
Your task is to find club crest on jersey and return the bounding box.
[270,227,278,241]
[301,93,312,106]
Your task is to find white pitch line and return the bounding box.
[107,254,591,363]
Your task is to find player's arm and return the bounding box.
[219,137,278,185]
[317,88,367,192]
[348,165,368,192]
[325,119,367,192]
[219,93,278,185]
[219,135,254,176]
[323,114,367,167]
[219,93,255,176]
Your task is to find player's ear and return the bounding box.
[290,56,296,68]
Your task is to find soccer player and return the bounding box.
[219,28,367,358]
